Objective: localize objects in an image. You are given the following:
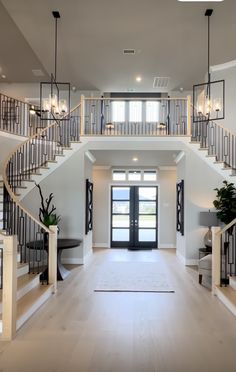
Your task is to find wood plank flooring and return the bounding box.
[1,248,236,372]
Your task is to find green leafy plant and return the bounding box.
[213,180,236,225]
[35,183,61,228]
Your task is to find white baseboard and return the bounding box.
[185,259,199,266]
[61,249,93,265]
[176,250,198,266]
[158,244,176,249]
[83,249,93,265]
[61,258,84,265]
[176,250,186,265]
[93,243,109,248]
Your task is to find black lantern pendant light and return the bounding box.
[39,11,70,121]
[193,9,225,123]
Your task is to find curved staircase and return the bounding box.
[0,94,82,340]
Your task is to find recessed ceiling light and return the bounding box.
[135,76,142,83]
[133,157,138,162]
[1,74,6,79]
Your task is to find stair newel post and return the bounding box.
[212,226,222,294]
[48,226,58,294]
[80,94,85,136]
[2,235,17,341]
[187,95,192,136]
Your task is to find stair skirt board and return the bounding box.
[16,274,40,301]
[17,263,29,278]
[16,285,53,331]
[215,286,236,317]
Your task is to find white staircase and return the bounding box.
[188,141,236,183]
[16,140,87,200]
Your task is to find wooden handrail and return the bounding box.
[217,217,236,236]
[83,97,188,101]
[0,92,33,107]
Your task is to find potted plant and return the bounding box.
[213,180,236,232]
[35,183,61,237]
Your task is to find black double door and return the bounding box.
[111,186,158,249]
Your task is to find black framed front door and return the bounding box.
[111,186,158,249]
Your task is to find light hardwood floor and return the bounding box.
[1,248,236,372]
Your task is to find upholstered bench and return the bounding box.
[199,254,212,285]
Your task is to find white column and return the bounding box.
[212,226,221,294]
[187,95,192,136]
[2,235,17,341]
[80,94,85,136]
[48,226,58,294]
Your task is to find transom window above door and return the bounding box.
[112,169,157,182]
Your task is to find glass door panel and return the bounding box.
[134,186,157,248]
[111,186,158,249]
[111,187,131,247]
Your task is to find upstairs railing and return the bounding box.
[2,102,81,285]
[80,96,192,137]
[0,93,45,137]
[212,219,236,289]
[191,106,236,174]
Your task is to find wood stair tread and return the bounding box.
[17,273,39,290]
[17,262,28,268]
[216,285,236,306]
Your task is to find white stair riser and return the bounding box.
[0,275,40,315]
[215,287,236,317]
[16,286,53,331]
[17,264,29,278]
[229,277,236,291]
[17,275,40,302]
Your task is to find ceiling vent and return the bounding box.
[32,69,44,77]
[153,77,170,89]
[123,49,136,55]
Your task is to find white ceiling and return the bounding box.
[0,2,48,83]
[1,0,236,91]
[91,150,179,166]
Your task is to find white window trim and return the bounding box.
[112,169,157,182]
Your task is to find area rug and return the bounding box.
[94,262,175,293]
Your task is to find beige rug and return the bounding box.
[94,261,175,293]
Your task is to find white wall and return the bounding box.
[211,62,236,133]
[0,132,25,175]
[0,83,100,108]
[93,167,177,248]
[159,169,176,248]
[93,168,110,247]
[83,155,93,260]
[22,149,94,264]
[176,154,186,262]
[176,146,224,265]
